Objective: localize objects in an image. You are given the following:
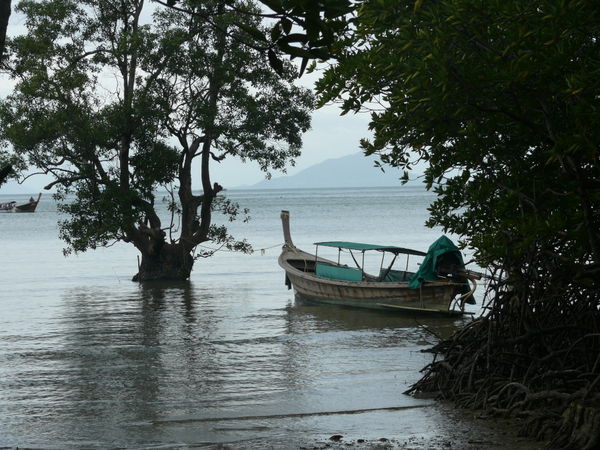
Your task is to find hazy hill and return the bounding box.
[245,153,409,189]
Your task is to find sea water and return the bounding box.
[0,187,531,448]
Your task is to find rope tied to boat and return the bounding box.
[195,242,284,255]
[259,243,284,255]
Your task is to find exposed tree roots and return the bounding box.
[407,267,600,449]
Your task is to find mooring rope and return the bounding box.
[195,242,284,255]
[258,243,284,255]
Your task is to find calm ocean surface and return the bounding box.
[0,187,529,448]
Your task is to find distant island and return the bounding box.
[240,152,416,189]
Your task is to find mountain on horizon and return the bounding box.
[243,153,409,189]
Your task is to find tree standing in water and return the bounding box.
[0,0,313,280]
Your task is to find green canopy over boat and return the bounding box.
[314,241,427,256]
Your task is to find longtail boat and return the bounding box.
[0,201,16,211]
[15,193,42,212]
[278,210,479,315]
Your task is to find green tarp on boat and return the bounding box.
[408,236,471,299]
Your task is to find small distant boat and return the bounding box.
[0,200,16,211]
[278,210,479,316]
[4,193,42,212]
[15,193,42,212]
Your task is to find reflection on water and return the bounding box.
[289,298,467,338]
[1,280,467,447]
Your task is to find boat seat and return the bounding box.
[316,263,362,282]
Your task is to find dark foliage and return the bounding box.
[316,1,600,446]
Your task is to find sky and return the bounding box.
[0,4,373,195]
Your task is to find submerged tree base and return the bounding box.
[133,244,194,282]
[407,285,600,450]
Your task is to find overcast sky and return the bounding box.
[0,4,372,195]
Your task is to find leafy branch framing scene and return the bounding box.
[315,0,599,448]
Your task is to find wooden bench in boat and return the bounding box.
[315,263,362,282]
[316,264,416,283]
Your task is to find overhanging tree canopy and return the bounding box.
[316,0,599,446]
[159,0,354,74]
[0,0,13,185]
[317,0,599,272]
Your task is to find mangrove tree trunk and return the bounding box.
[132,242,194,282]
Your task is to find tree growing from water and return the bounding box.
[316,0,599,447]
[0,0,313,280]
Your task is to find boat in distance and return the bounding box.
[0,200,16,211]
[0,193,42,212]
[278,210,479,316]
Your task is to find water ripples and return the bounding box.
[1,188,492,447]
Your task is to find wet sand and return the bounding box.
[189,404,543,449]
[143,400,543,449]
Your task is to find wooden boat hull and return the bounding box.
[279,246,466,316]
[289,277,462,314]
[15,193,41,212]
